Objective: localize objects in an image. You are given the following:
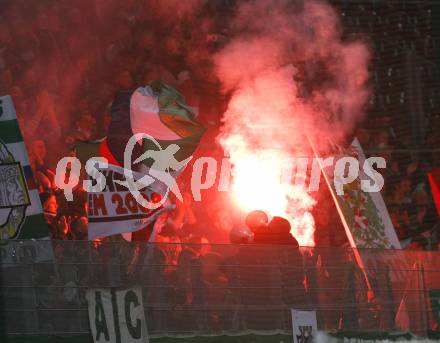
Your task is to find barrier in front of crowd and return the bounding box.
[1,240,440,341]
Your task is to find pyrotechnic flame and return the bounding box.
[218,66,318,246]
[224,144,316,246]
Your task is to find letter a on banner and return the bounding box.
[87,289,117,343]
[94,291,112,341]
[87,287,149,343]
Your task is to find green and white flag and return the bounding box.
[336,138,400,249]
[313,137,401,292]
[0,95,49,239]
[319,138,400,249]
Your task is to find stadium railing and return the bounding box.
[1,240,439,339]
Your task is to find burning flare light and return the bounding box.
[217,66,318,246]
[223,142,316,246]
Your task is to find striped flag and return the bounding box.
[0,95,49,239]
[106,80,205,168]
[75,81,205,240]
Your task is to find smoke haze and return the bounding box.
[214,0,371,245]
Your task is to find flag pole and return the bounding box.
[305,134,374,294]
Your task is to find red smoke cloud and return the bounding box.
[1,0,370,245]
[215,0,371,245]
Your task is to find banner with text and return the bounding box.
[87,164,170,240]
[86,286,149,343]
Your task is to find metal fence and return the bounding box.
[1,240,440,338]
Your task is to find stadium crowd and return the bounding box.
[0,0,438,249]
[357,120,440,249]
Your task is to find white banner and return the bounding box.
[291,309,317,343]
[87,289,117,343]
[86,286,149,343]
[87,164,169,240]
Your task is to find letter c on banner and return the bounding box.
[125,290,141,339]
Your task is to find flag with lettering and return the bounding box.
[86,286,149,343]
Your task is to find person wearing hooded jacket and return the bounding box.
[251,216,307,307]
